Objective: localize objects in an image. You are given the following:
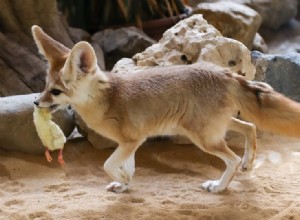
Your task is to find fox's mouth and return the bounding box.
[49,104,60,112]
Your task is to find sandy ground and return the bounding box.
[1,132,300,220]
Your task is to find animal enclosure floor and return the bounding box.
[1,133,300,220]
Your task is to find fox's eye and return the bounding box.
[50,88,62,96]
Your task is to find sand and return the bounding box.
[1,132,300,220]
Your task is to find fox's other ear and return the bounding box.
[62,41,97,88]
[31,25,70,64]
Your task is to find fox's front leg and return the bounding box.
[104,142,140,193]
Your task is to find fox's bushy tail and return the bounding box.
[232,74,300,138]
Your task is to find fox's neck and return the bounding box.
[71,72,110,127]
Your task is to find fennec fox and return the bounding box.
[32,25,300,193]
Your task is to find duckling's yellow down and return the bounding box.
[33,106,66,151]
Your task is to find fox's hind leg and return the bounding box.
[104,141,141,193]
[186,132,241,193]
[228,117,257,171]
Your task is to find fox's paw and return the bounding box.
[106,181,128,193]
[118,167,133,183]
[202,180,226,193]
[241,156,253,172]
[240,161,252,171]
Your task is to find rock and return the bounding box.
[252,33,268,53]
[252,51,300,101]
[194,1,262,49]
[68,27,91,43]
[92,27,156,70]
[0,33,46,97]
[67,27,105,70]
[297,0,300,20]
[268,35,300,55]
[0,94,75,154]
[111,58,137,73]
[247,0,297,29]
[91,42,106,70]
[260,19,300,54]
[74,113,117,149]
[194,0,297,29]
[113,14,256,80]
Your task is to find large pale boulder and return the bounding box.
[0,94,75,154]
[193,1,262,49]
[113,14,256,80]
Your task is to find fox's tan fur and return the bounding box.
[32,25,300,193]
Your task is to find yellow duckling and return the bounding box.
[33,106,66,166]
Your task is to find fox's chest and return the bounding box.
[75,107,123,142]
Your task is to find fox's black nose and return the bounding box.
[33,101,39,106]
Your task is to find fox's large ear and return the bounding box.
[62,41,98,88]
[32,25,70,65]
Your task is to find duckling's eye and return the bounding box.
[50,88,62,96]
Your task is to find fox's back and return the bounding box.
[108,63,232,109]
[104,63,236,137]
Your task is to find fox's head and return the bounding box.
[32,25,108,111]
